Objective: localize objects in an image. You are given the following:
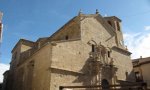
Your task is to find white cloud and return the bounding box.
[124,31,150,59]
[0,63,9,83]
[144,26,150,31]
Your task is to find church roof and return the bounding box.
[11,39,35,53]
[104,16,122,22]
[48,16,77,40]
[48,13,118,41]
[36,37,48,42]
[11,12,123,55]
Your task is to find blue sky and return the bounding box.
[0,0,150,64]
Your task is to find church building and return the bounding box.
[6,10,135,90]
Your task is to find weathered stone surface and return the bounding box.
[5,13,135,90]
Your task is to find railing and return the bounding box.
[59,82,147,90]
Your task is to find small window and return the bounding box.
[135,72,140,78]
[108,21,112,26]
[65,35,69,40]
[108,51,110,57]
[92,44,95,52]
[116,22,120,31]
[135,72,142,82]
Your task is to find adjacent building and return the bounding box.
[5,11,135,90]
[132,56,150,89]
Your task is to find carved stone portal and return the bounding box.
[88,40,118,85]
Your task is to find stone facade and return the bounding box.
[132,57,150,89]
[5,12,135,90]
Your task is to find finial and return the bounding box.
[78,9,82,15]
[96,9,99,14]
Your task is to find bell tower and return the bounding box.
[104,16,125,49]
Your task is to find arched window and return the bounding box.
[92,44,95,52]
[102,79,110,89]
[116,22,120,31]
[108,51,110,57]
[108,21,112,26]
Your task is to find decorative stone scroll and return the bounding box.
[88,40,113,66]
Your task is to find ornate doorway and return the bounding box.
[101,79,110,90]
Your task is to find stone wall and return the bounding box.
[49,15,134,89]
[11,43,52,90]
[111,48,134,81]
[50,40,93,89]
[50,17,81,41]
[8,14,135,90]
[81,16,116,47]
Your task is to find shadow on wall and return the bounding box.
[72,52,136,87]
[73,58,93,85]
[125,70,135,82]
[118,69,136,86]
[73,56,118,86]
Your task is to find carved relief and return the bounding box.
[88,40,117,85]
